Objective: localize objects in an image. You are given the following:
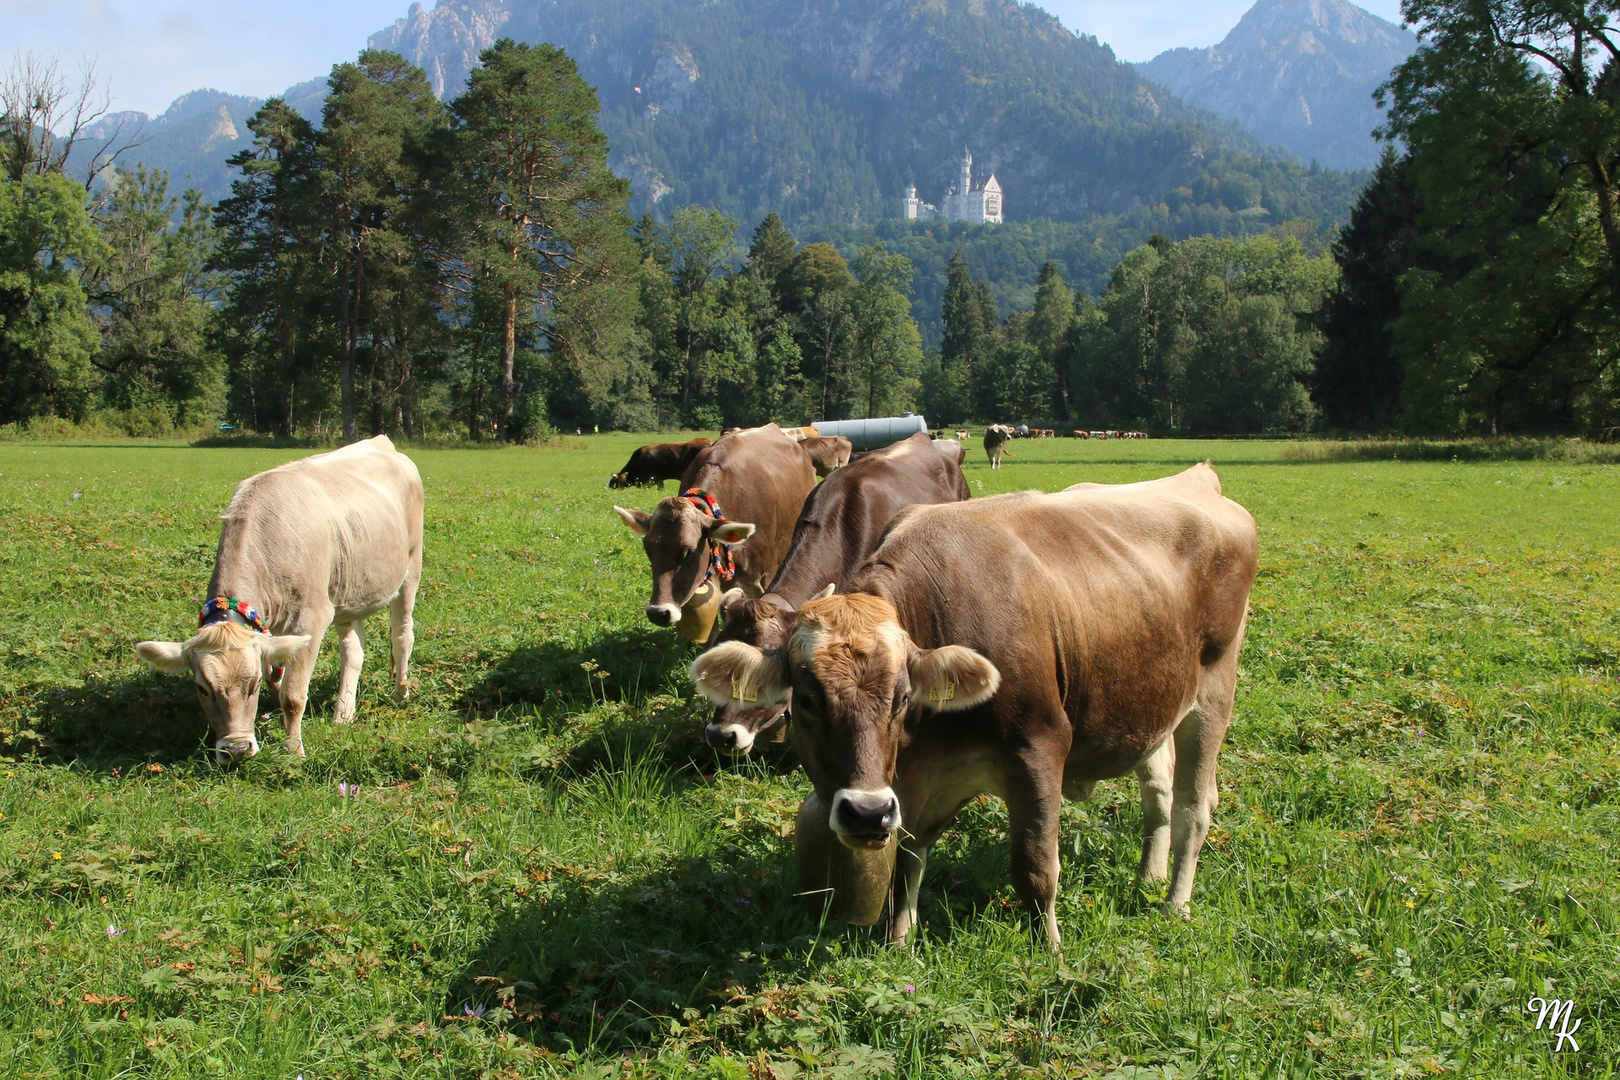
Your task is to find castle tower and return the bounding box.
[960,150,973,199]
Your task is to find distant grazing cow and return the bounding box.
[703,432,970,754]
[608,438,713,490]
[800,435,853,477]
[136,436,424,760]
[692,464,1258,944]
[1073,430,1089,439]
[954,428,970,441]
[983,424,1013,468]
[614,424,816,632]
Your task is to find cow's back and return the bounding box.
[770,432,969,601]
[219,436,424,616]
[863,463,1256,776]
[683,425,817,592]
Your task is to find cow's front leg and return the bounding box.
[888,835,934,945]
[1165,655,1238,917]
[334,619,365,724]
[1134,737,1176,885]
[275,613,329,758]
[1004,752,1066,950]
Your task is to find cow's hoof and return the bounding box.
[1162,900,1192,921]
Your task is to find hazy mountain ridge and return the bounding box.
[1137,0,1417,169]
[367,0,1350,226]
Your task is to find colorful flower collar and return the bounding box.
[682,487,736,583]
[199,596,268,634]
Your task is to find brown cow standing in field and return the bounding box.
[692,464,1257,945]
[614,424,816,630]
[608,438,713,489]
[800,435,853,477]
[983,424,1013,468]
[136,436,425,760]
[704,432,971,754]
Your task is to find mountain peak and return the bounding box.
[1137,0,1417,168]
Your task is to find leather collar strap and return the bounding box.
[681,488,736,583]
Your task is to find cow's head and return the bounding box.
[614,498,754,627]
[607,471,630,489]
[700,583,834,754]
[692,593,999,848]
[135,623,308,761]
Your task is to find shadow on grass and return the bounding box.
[464,625,696,716]
[1,675,215,769]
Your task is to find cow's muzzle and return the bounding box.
[212,734,260,763]
[830,787,901,848]
[645,602,682,627]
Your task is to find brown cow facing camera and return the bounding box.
[692,463,1257,946]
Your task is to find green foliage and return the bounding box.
[1073,234,1334,433]
[0,172,106,424]
[1375,0,1620,434]
[0,439,1614,1076]
[86,167,225,427]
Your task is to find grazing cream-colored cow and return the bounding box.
[136,436,424,760]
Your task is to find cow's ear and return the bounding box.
[719,587,748,614]
[691,641,788,707]
[613,505,651,536]
[812,583,836,601]
[708,520,756,544]
[909,646,1000,712]
[261,635,310,664]
[135,641,189,674]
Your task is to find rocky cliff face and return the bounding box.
[1137,0,1417,169]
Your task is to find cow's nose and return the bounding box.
[832,787,902,839]
[645,603,680,627]
[705,721,754,755]
[214,734,260,762]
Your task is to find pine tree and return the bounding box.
[1025,260,1073,418]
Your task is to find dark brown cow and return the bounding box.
[705,432,971,754]
[800,435,853,477]
[608,438,713,490]
[614,424,816,630]
[982,424,1013,468]
[692,464,1258,945]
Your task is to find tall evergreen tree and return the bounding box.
[213,99,321,435]
[451,38,633,438]
[1025,260,1073,418]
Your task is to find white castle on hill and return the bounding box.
[901,149,1003,224]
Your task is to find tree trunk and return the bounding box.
[339,250,358,443]
[500,286,518,440]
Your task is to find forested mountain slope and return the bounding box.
[1138,0,1416,169]
[369,0,1356,226]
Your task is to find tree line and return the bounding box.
[8,0,1613,441]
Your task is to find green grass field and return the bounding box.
[0,436,1614,1079]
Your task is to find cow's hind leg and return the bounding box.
[390,578,418,698]
[1165,647,1240,917]
[334,619,365,724]
[1135,737,1176,885]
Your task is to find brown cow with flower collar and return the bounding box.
[614,424,816,630]
[692,463,1257,945]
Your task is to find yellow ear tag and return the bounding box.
[928,682,956,702]
[732,677,759,703]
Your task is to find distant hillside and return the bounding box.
[77,81,327,196]
[1137,0,1417,169]
[365,0,1360,227]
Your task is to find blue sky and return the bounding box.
[1,0,1409,118]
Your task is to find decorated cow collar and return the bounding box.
[198,596,284,680]
[682,487,737,584]
[199,596,268,634]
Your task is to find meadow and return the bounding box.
[0,435,1614,1079]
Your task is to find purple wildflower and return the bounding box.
[734,897,751,906]
[904,984,916,993]
[463,1003,486,1018]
